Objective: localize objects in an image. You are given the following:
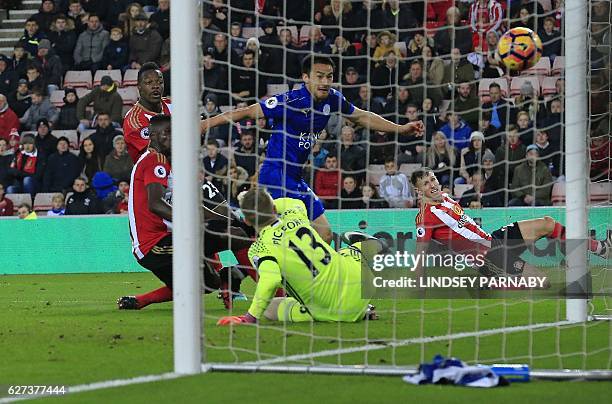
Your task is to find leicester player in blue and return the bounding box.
[202,55,424,243]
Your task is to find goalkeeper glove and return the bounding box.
[216,313,257,326]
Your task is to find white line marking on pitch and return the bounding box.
[245,320,574,366]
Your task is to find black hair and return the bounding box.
[207,138,219,147]
[138,62,161,84]
[410,167,433,187]
[301,55,335,75]
[26,17,37,24]
[384,157,396,165]
[243,49,256,57]
[488,82,501,90]
[149,114,170,127]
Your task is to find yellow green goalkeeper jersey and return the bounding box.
[247,198,369,322]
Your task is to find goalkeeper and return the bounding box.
[217,188,381,325]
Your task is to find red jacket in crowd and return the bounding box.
[314,168,341,200]
[0,195,13,216]
[0,107,19,141]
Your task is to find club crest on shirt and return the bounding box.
[154,165,167,178]
[416,227,425,238]
[265,97,278,109]
[452,204,463,216]
[323,104,330,115]
[140,127,149,139]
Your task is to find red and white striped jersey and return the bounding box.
[415,193,492,252]
[123,97,172,163]
[128,150,172,260]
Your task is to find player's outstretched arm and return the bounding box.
[200,103,264,134]
[347,106,424,136]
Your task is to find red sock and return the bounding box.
[136,286,173,309]
[235,248,258,282]
[548,222,566,240]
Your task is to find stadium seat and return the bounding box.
[521,57,551,76]
[398,163,422,179]
[52,130,79,149]
[453,184,471,198]
[510,76,541,96]
[80,129,96,144]
[367,165,386,186]
[541,76,560,95]
[242,26,264,39]
[33,193,55,212]
[551,56,564,75]
[93,69,123,87]
[551,182,612,206]
[50,90,65,107]
[63,70,93,89]
[477,78,509,97]
[267,84,289,96]
[122,69,139,86]
[76,87,91,99]
[5,193,32,213]
[117,86,139,105]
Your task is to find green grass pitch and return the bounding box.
[1,273,610,402]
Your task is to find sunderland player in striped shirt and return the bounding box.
[410,168,611,278]
[201,55,424,244]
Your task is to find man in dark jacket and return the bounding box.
[339,126,366,179]
[20,18,46,56]
[89,112,122,159]
[76,76,123,130]
[33,39,63,93]
[42,136,82,192]
[481,82,511,133]
[31,0,58,34]
[509,145,553,206]
[73,13,109,71]
[47,14,77,70]
[34,118,57,160]
[129,13,163,69]
[459,171,503,208]
[202,53,228,105]
[7,80,32,118]
[0,55,18,97]
[149,0,170,40]
[65,176,103,215]
[102,27,129,70]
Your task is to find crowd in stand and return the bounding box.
[0,0,610,217]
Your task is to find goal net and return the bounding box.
[185,0,611,377]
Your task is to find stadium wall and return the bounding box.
[1,207,610,275]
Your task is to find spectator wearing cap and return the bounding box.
[0,94,20,141]
[33,118,57,159]
[341,67,364,104]
[102,27,129,71]
[65,176,103,215]
[200,8,221,54]
[32,0,58,34]
[6,133,45,195]
[73,13,110,71]
[76,75,123,132]
[439,113,473,151]
[20,18,46,56]
[34,39,63,94]
[149,0,170,40]
[8,79,32,119]
[10,43,30,79]
[42,135,82,193]
[509,144,553,206]
[47,14,77,69]
[19,89,59,131]
[89,112,122,159]
[129,12,163,69]
[0,55,18,97]
[0,138,13,188]
[103,134,133,182]
[57,87,79,130]
[0,183,13,216]
[458,131,491,184]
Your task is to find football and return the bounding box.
[497,27,543,71]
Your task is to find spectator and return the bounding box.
[17,203,37,220]
[19,89,59,130]
[435,7,472,56]
[201,53,229,106]
[510,6,537,31]
[66,0,87,35]
[516,110,535,145]
[78,137,103,182]
[203,138,228,192]
[329,35,359,76]
[118,2,144,38]
[422,46,444,86]
[314,154,341,209]
[225,159,249,207]
[33,118,57,159]
[535,129,561,177]
[443,49,475,94]
[361,184,388,209]
[369,130,396,165]
[421,98,440,141]
[107,179,129,214]
[258,20,283,83]
[341,67,364,104]
[202,94,229,146]
[339,175,364,209]
[590,131,611,181]
[494,125,526,185]
[46,193,65,216]
[469,0,503,51]
[91,171,118,213]
[20,18,46,56]
[374,0,418,39]
[229,22,246,57]
[73,13,110,71]
[149,0,170,40]
[398,103,425,164]
[8,80,32,119]
[200,8,221,54]
[0,55,18,97]
[0,183,13,215]
[405,30,433,61]
[478,112,500,152]
[311,141,330,169]
[371,51,403,101]
[89,112,122,159]
[459,171,503,208]
[33,39,63,94]
[339,125,365,177]
[103,134,133,181]
[0,138,13,187]
[25,64,46,95]
[453,82,479,129]
[372,31,400,63]
[32,0,58,34]
[378,159,414,208]
[102,27,129,70]
[56,87,79,130]
[0,94,20,141]
[481,150,504,201]
[382,84,412,122]
[304,26,331,54]
[47,14,77,70]
[42,136,81,192]
[402,60,426,106]
[231,50,261,104]
[510,0,545,30]
[64,176,103,215]
[458,131,491,183]
[7,134,45,195]
[440,113,473,150]
[353,85,383,115]
[76,76,123,131]
[539,17,562,59]
[7,131,20,154]
[10,43,29,79]
[129,12,163,69]
[234,130,258,177]
[211,33,238,64]
[509,145,553,206]
[481,82,510,132]
[426,131,458,188]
